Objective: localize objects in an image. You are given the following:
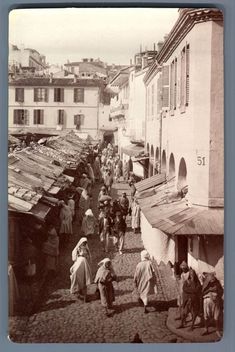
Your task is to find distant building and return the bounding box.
[8,76,111,140]
[64,58,107,80]
[9,44,47,73]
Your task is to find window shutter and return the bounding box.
[74,88,77,103]
[174,58,177,109]
[170,61,174,110]
[180,48,186,107]
[33,110,37,124]
[162,65,170,109]
[40,110,44,124]
[25,110,29,125]
[61,89,64,102]
[157,74,162,115]
[34,88,37,102]
[13,110,17,124]
[186,44,190,106]
[45,89,48,102]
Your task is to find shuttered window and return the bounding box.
[157,74,162,115]
[34,88,48,102]
[186,44,190,106]
[15,88,24,102]
[74,114,84,129]
[174,58,178,109]
[180,47,186,107]
[57,110,65,125]
[13,110,29,125]
[54,88,64,102]
[162,65,170,109]
[74,88,84,103]
[170,61,174,110]
[33,110,44,124]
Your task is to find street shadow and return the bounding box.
[115,289,133,296]
[151,299,178,312]
[123,247,142,254]
[33,299,77,313]
[118,275,133,281]
[113,301,141,314]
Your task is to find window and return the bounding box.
[157,74,162,115]
[34,88,48,102]
[162,65,170,109]
[15,88,24,102]
[180,44,190,108]
[151,84,155,116]
[74,114,84,129]
[57,110,65,125]
[13,110,29,125]
[54,88,64,102]
[33,110,44,124]
[170,59,177,111]
[74,88,84,103]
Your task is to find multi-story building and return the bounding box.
[64,58,107,80]
[139,8,224,281]
[9,44,47,73]
[8,76,111,140]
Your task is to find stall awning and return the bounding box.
[121,144,144,157]
[138,180,224,236]
[30,202,51,220]
[135,173,166,192]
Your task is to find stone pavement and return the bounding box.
[9,181,188,343]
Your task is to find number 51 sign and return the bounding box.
[197,156,206,166]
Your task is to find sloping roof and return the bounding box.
[121,144,144,157]
[135,173,166,192]
[9,77,105,87]
[138,180,224,236]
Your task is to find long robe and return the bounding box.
[131,203,140,229]
[59,205,73,235]
[94,266,116,307]
[70,256,92,294]
[134,259,156,305]
[82,215,96,237]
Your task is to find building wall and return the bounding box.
[9,85,100,138]
[141,213,175,264]
[188,236,224,283]
[145,20,223,207]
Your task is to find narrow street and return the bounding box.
[10,181,186,343]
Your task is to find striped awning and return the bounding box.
[135,173,166,192]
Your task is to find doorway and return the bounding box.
[176,235,188,265]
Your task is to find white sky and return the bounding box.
[9,8,179,66]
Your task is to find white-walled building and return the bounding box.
[9,44,47,72]
[8,77,111,140]
[139,8,224,281]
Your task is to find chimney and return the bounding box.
[49,72,53,83]
[130,59,132,66]
[164,33,169,42]
[157,40,164,52]
[140,44,142,53]
[153,43,156,51]
[73,74,77,83]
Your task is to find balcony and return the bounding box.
[110,103,129,119]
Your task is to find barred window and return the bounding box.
[33,110,44,124]
[74,88,84,103]
[34,88,48,102]
[54,88,64,102]
[15,88,24,103]
[13,110,29,125]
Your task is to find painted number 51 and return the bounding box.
[197,156,206,166]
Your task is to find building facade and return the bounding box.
[140,8,224,280]
[9,77,111,139]
[9,44,47,72]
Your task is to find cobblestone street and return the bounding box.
[9,182,187,343]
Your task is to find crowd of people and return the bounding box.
[39,141,223,335]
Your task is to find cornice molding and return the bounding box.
[157,8,223,64]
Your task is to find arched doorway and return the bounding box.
[162,150,166,172]
[169,153,175,178]
[103,131,114,145]
[178,157,187,190]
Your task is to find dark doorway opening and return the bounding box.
[103,131,114,144]
[177,235,188,265]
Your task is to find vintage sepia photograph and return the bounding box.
[8,7,224,343]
